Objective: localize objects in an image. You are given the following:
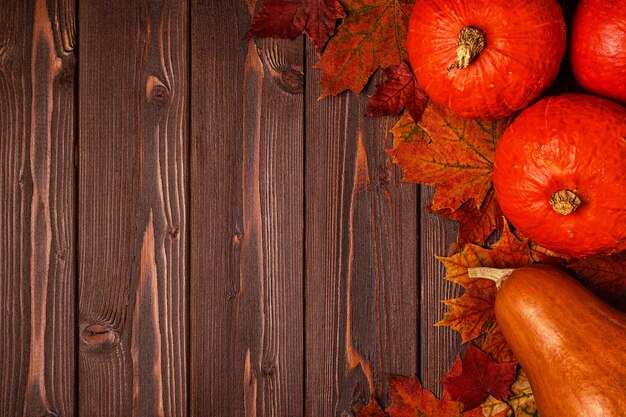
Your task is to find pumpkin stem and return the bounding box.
[550,189,581,215]
[448,26,485,70]
[467,267,515,289]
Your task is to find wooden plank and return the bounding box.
[0,0,76,416]
[305,41,419,415]
[189,1,304,415]
[419,186,462,395]
[78,1,188,415]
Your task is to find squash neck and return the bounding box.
[467,267,515,289]
[550,189,581,215]
[448,26,485,70]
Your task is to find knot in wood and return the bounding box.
[261,362,275,379]
[272,65,304,95]
[81,323,119,349]
[150,85,171,105]
[167,225,179,239]
[146,75,171,105]
[59,66,74,85]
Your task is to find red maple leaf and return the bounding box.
[440,345,517,411]
[386,375,467,417]
[389,103,513,212]
[569,251,626,311]
[366,62,428,122]
[353,375,509,417]
[247,0,346,51]
[433,189,503,246]
[316,0,414,96]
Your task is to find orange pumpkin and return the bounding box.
[407,0,566,120]
[468,265,626,417]
[570,0,626,104]
[493,94,626,258]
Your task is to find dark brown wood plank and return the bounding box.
[0,0,76,416]
[305,41,419,415]
[189,1,304,415]
[78,1,188,415]
[419,186,462,395]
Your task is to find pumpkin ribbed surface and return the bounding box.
[571,0,626,104]
[407,0,566,119]
[494,94,626,258]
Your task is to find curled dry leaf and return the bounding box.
[366,61,428,122]
[247,0,346,51]
[316,0,414,96]
[505,369,537,417]
[478,396,511,417]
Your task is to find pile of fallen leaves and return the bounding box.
[247,1,626,415]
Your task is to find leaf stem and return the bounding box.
[467,267,515,289]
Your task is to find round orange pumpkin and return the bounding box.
[493,94,626,258]
[570,0,626,104]
[407,0,566,120]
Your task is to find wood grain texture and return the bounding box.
[0,0,76,415]
[305,41,419,415]
[190,1,304,416]
[419,186,462,395]
[78,1,187,416]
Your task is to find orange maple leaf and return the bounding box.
[437,223,530,361]
[316,0,413,96]
[389,103,513,213]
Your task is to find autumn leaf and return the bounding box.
[569,251,626,311]
[434,189,503,246]
[386,375,467,417]
[247,0,346,51]
[440,345,517,411]
[513,230,569,267]
[438,280,498,343]
[354,374,511,417]
[389,103,513,212]
[316,0,413,96]
[505,369,537,417]
[366,61,428,122]
[475,327,516,365]
[478,396,512,417]
[437,223,530,360]
[438,222,530,289]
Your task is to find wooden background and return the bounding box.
[0,1,463,415]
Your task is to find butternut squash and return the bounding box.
[468,264,626,417]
